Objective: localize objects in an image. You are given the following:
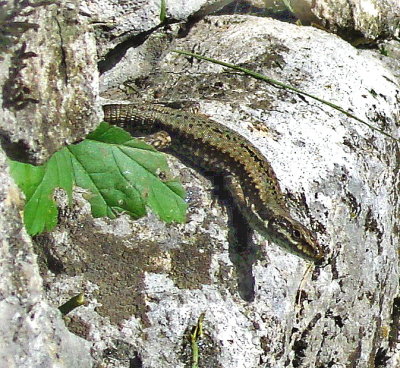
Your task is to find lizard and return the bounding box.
[102,103,324,262]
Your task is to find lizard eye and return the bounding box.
[292,229,301,239]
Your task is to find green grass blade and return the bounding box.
[160,0,167,22]
[172,49,397,141]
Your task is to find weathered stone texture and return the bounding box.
[1,0,400,367]
[0,0,99,164]
[0,149,93,367]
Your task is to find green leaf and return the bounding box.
[9,122,187,235]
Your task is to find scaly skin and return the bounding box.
[103,103,324,261]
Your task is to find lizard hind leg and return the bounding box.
[224,174,259,302]
[224,175,269,240]
[139,131,172,150]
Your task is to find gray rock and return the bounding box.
[0,0,99,164]
[1,0,400,367]
[220,0,400,42]
[87,0,233,57]
[313,0,400,40]
[0,149,93,367]
[93,14,400,367]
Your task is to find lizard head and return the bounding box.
[266,214,324,262]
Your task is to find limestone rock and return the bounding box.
[2,0,400,367]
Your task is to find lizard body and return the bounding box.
[103,103,324,261]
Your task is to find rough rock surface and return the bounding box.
[0,0,99,164]
[86,0,233,58]
[313,0,400,40]
[56,12,400,368]
[0,150,93,366]
[223,0,400,41]
[1,0,400,367]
